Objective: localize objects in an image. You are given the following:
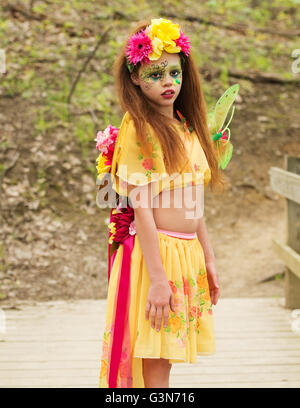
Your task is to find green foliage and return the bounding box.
[74,116,95,158]
[1,0,298,191]
[0,163,5,177]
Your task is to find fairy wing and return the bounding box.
[207,84,240,134]
[207,84,240,169]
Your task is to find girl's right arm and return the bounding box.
[128,182,176,332]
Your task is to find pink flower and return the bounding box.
[220,129,228,140]
[95,125,119,162]
[126,30,153,66]
[129,220,136,236]
[174,30,191,56]
[142,158,154,170]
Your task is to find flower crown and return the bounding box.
[125,18,191,73]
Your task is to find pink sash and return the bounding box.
[156,228,197,239]
[107,207,134,388]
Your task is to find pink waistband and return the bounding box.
[156,228,197,240]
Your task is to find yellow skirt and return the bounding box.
[99,230,216,388]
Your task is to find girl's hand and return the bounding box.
[205,260,220,305]
[145,279,175,332]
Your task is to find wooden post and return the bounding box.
[285,156,300,309]
[269,156,300,309]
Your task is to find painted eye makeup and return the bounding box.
[139,62,182,85]
[149,69,181,80]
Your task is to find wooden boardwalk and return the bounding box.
[0,297,300,388]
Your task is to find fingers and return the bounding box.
[211,287,220,305]
[156,307,162,332]
[163,305,169,328]
[145,300,151,320]
[170,294,175,313]
[150,304,156,329]
[146,303,170,332]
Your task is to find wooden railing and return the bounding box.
[269,156,300,309]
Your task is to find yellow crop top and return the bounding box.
[110,111,211,198]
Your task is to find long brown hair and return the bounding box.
[113,19,227,192]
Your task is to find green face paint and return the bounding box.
[140,61,182,85]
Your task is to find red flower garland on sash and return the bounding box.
[107,204,136,387]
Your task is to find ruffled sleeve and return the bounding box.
[110,111,170,198]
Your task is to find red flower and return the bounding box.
[220,129,228,140]
[110,206,135,243]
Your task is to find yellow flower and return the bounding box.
[96,153,111,176]
[169,315,182,334]
[108,221,116,233]
[148,18,181,60]
[108,221,116,244]
[148,37,163,60]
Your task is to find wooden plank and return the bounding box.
[170,372,300,382]
[1,349,300,363]
[272,239,300,279]
[0,372,299,387]
[6,382,300,388]
[269,166,300,204]
[1,341,299,354]
[1,357,300,370]
[1,364,300,377]
[3,331,297,341]
[169,381,300,388]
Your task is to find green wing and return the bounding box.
[207,84,240,169]
[207,84,240,135]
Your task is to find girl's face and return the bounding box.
[131,51,183,109]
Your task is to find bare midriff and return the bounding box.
[152,184,204,234]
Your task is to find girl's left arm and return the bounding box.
[196,217,220,305]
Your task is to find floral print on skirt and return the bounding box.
[99,230,216,388]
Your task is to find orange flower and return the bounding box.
[196,317,202,330]
[168,280,177,294]
[197,272,207,287]
[169,315,182,333]
[202,288,211,302]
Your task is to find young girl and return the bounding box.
[97,17,238,388]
